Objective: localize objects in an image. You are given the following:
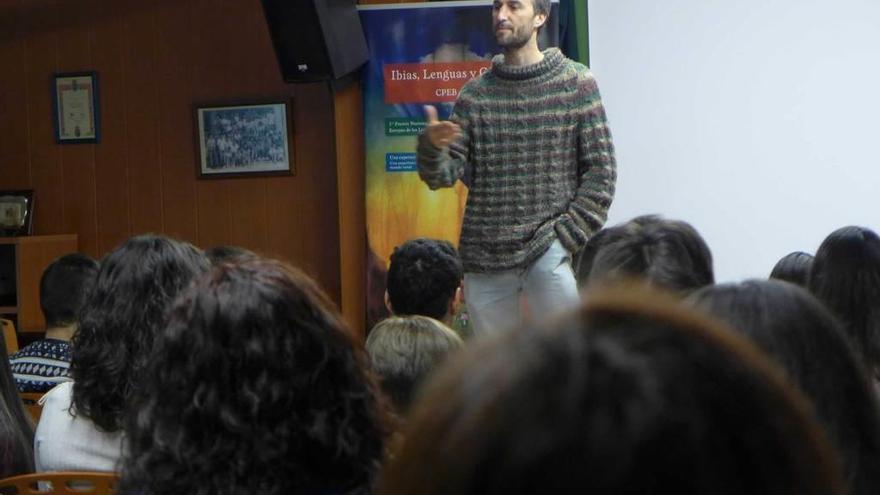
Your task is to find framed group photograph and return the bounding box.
[194,101,293,179]
[52,72,100,144]
[0,190,34,236]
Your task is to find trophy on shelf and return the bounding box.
[0,191,33,237]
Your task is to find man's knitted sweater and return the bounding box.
[417,48,616,273]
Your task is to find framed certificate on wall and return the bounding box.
[52,72,100,144]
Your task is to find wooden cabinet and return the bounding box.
[0,235,79,332]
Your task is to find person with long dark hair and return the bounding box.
[0,331,35,478]
[120,259,390,495]
[379,286,844,495]
[34,234,209,472]
[689,280,880,495]
[809,226,880,377]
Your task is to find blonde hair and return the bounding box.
[367,315,463,413]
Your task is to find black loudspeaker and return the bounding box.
[261,0,369,83]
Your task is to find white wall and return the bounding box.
[589,0,880,282]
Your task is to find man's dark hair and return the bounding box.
[770,251,814,287]
[40,253,99,328]
[589,218,714,294]
[531,0,551,17]
[690,280,880,495]
[809,226,880,371]
[386,238,462,321]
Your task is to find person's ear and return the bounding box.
[449,285,464,316]
[534,12,547,31]
[384,290,394,314]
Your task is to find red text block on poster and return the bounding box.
[384,61,492,104]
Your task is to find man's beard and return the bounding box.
[495,24,532,49]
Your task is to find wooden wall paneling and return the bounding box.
[194,180,230,250]
[0,0,33,190]
[215,0,275,255]
[288,83,340,302]
[92,3,132,255]
[226,179,269,253]
[0,0,356,311]
[24,0,64,235]
[154,1,198,243]
[189,0,239,100]
[264,85,341,301]
[230,0,283,92]
[123,0,163,236]
[56,0,98,256]
[333,83,366,337]
[190,0,235,249]
[264,175,303,264]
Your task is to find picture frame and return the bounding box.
[52,72,100,144]
[0,190,34,237]
[194,100,294,179]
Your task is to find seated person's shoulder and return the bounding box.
[10,339,73,393]
[40,380,73,407]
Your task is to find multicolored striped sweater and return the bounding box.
[417,48,617,273]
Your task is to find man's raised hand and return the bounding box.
[424,105,461,149]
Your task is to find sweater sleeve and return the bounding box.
[416,94,472,190]
[555,72,617,253]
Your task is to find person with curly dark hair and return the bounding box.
[386,238,463,327]
[120,259,390,495]
[204,244,258,265]
[35,234,210,473]
[379,286,844,495]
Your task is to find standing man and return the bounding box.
[416,0,616,335]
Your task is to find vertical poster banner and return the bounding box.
[359,1,559,332]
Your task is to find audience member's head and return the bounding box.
[576,226,635,288]
[809,226,880,372]
[770,251,814,287]
[588,218,714,294]
[576,214,663,287]
[386,238,463,325]
[121,259,389,495]
[205,245,258,265]
[39,253,99,337]
[70,234,210,433]
[0,332,34,478]
[379,286,843,495]
[689,280,880,495]
[367,315,463,414]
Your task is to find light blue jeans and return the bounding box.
[464,239,580,337]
